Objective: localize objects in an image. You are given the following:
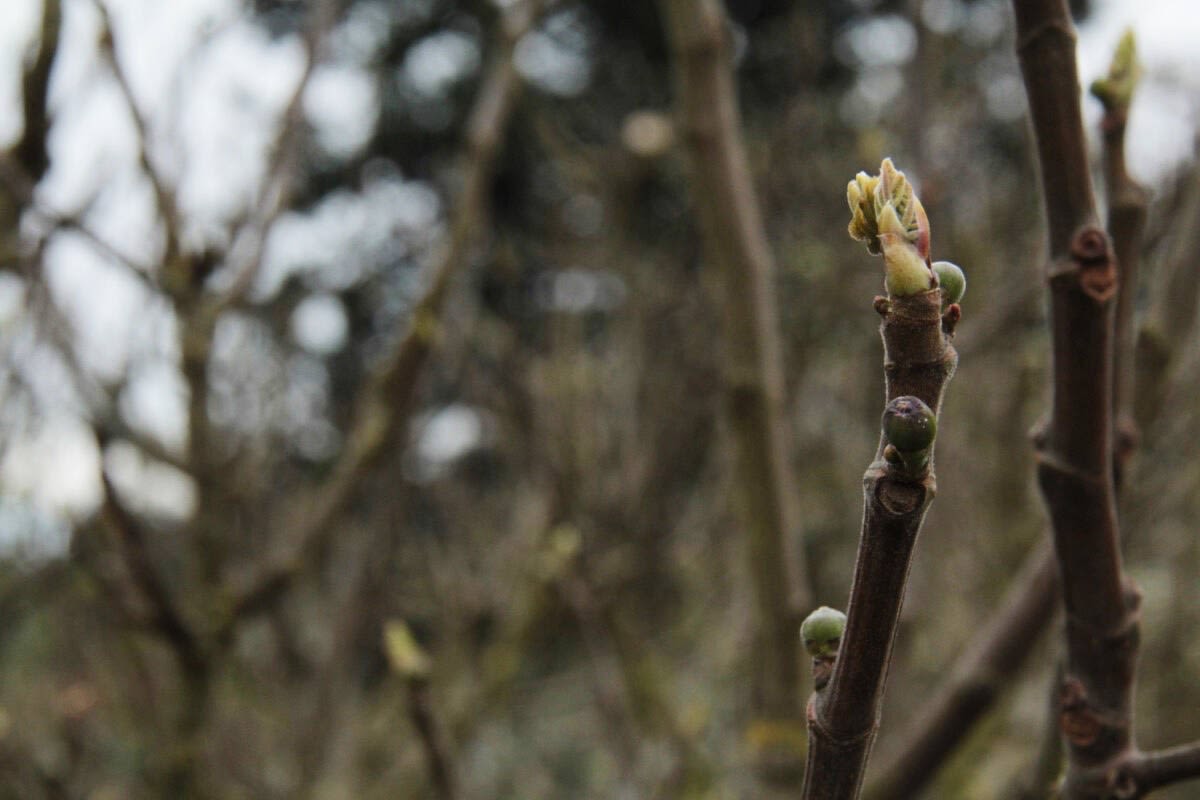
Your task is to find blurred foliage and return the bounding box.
[1,0,1198,798]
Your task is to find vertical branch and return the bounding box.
[864,544,1059,800]
[1091,31,1148,487]
[1011,3,1155,797]
[802,288,958,799]
[14,0,62,181]
[657,0,811,779]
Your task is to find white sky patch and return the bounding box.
[408,403,490,481]
[291,292,348,355]
[404,30,480,96]
[120,360,189,455]
[104,440,196,521]
[304,63,379,158]
[0,415,101,519]
[176,22,306,226]
[42,231,151,383]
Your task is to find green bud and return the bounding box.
[882,396,937,453]
[801,606,847,659]
[1090,29,1139,114]
[933,261,966,306]
[847,159,936,297]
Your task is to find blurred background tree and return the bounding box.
[0,0,1197,797]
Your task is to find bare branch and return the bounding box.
[215,0,342,310]
[93,0,182,261]
[803,288,959,800]
[221,0,540,629]
[657,0,811,780]
[94,434,206,675]
[865,543,1059,800]
[1012,2,1141,796]
[1121,741,1200,797]
[14,0,62,180]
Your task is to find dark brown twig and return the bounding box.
[864,543,1058,800]
[1120,741,1200,797]
[14,0,61,180]
[93,0,182,262]
[803,289,959,799]
[215,0,341,310]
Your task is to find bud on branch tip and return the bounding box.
[1090,29,1139,114]
[846,158,962,299]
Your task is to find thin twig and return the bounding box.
[1121,741,1200,797]
[14,0,61,180]
[802,289,959,799]
[215,0,341,310]
[93,0,182,261]
[94,436,206,676]
[221,0,541,630]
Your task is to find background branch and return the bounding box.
[658,0,811,782]
[223,0,540,627]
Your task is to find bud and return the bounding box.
[882,396,937,453]
[847,158,935,297]
[1090,29,1139,114]
[933,260,966,306]
[801,606,847,659]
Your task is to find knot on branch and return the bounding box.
[1069,226,1117,302]
[1058,675,1131,762]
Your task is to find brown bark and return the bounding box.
[1011,2,1164,797]
[802,290,958,799]
[864,543,1059,800]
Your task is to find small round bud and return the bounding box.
[801,606,847,659]
[933,261,966,306]
[882,396,937,453]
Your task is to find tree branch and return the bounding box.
[864,542,1058,800]
[215,0,341,311]
[94,436,206,677]
[1121,741,1200,797]
[93,0,182,262]
[1091,31,1148,486]
[14,0,61,180]
[220,0,540,630]
[657,0,811,780]
[802,286,959,799]
[1012,2,1141,797]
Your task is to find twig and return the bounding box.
[93,0,182,261]
[1120,741,1200,797]
[864,542,1058,800]
[1091,30,1148,486]
[94,436,206,676]
[802,287,959,799]
[657,0,811,779]
[220,0,540,630]
[14,0,61,180]
[215,0,341,310]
